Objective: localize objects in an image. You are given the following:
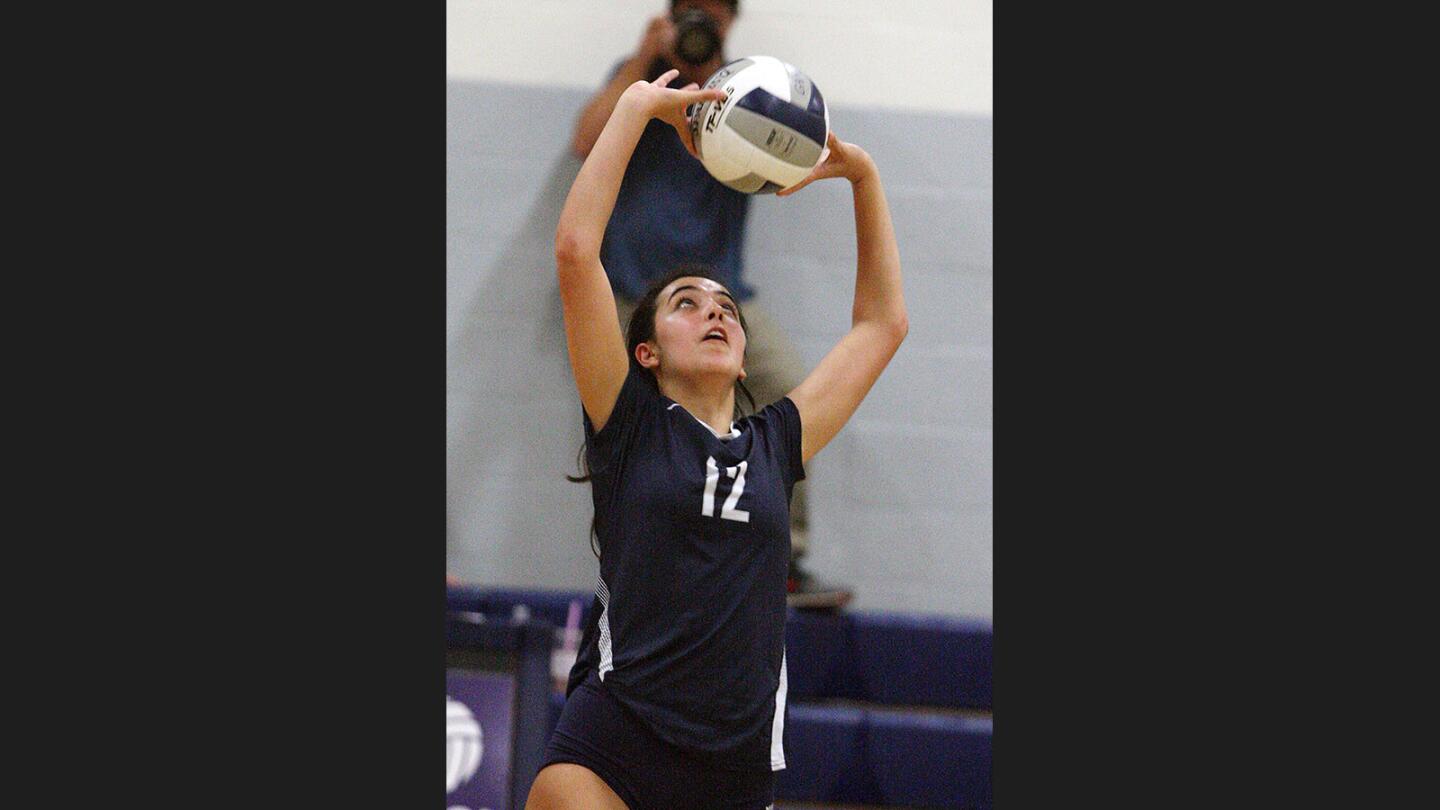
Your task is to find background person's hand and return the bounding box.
[776,132,877,196]
[635,14,676,64]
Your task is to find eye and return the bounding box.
[677,297,695,308]
[721,302,737,315]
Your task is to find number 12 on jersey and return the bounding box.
[702,457,750,522]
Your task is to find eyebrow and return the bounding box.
[667,285,737,306]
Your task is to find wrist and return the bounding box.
[848,151,879,185]
[615,87,655,120]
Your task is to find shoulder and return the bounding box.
[744,397,802,442]
[745,397,805,483]
[585,366,664,446]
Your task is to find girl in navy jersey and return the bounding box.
[528,69,908,810]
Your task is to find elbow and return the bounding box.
[570,135,593,160]
[853,308,910,346]
[555,231,591,272]
[570,119,596,160]
[891,312,910,346]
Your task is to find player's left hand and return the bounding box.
[776,132,876,196]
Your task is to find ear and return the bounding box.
[737,366,747,382]
[635,341,661,370]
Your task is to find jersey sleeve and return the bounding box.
[582,365,660,475]
[762,396,807,494]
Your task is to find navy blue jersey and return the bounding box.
[566,367,804,770]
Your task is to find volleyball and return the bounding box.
[689,56,830,194]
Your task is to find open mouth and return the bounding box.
[702,328,728,344]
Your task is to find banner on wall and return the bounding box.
[446,669,516,810]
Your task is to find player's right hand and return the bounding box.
[623,69,726,157]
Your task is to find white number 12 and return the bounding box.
[702,457,750,523]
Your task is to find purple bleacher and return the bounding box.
[447,585,593,630]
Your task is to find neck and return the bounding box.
[657,375,737,435]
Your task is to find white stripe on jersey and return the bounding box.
[596,575,614,681]
[668,402,740,439]
[770,649,788,770]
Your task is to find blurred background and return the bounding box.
[447,2,992,807]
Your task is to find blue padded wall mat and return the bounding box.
[783,609,867,701]
[448,588,993,709]
[774,704,876,804]
[851,612,993,710]
[867,708,992,809]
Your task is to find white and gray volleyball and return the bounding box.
[689,56,830,194]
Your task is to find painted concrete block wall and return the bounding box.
[447,79,992,617]
[447,0,992,116]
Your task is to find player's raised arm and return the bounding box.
[778,132,909,464]
[554,70,726,432]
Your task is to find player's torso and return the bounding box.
[596,399,789,683]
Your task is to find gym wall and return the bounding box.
[447,0,992,618]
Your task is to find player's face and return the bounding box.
[652,276,747,381]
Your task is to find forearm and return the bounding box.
[848,158,908,334]
[556,93,650,266]
[571,57,653,158]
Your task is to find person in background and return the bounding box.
[569,0,847,607]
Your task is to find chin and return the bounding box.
[693,359,742,379]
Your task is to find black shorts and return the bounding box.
[540,671,776,810]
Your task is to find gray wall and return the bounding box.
[447,80,992,618]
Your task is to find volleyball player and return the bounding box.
[526,69,908,809]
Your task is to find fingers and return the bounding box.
[776,157,839,196]
[776,172,818,197]
[654,68,680,86]
[775,178,811,197]
[682,88,728,105]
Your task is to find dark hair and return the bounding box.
[671,0,739,12]
[567,265,757,557]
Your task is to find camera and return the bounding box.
[672,8,721,65]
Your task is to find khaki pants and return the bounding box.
[615,294,812,554]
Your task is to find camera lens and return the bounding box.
[673,9,720,65]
